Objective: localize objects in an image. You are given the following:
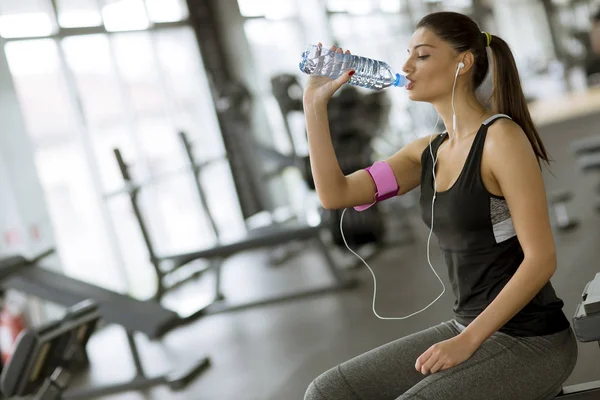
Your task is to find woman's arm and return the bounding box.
[460,120,557,348]
[303,46,432,210]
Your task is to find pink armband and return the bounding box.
[354,161,399,212]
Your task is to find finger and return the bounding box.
[421,353,439,375]
[415,351,432,372]
[429,359,445,374]
[439,360,457,372]
[332,69,355,90]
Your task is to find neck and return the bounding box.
[432,86,489,141]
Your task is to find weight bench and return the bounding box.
[158,218,356,319]
[577,153,600,173]
[0,251,210,399]
[0,299,100,400]
[575,154,600,209]
[555,272,600,398]
[107,132,355,323]
[571,135,600,156]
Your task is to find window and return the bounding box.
[0,0,58,38]
[5,39,127,291]
[326,0,405,14]
[55,0,102,28]
[4,0,242,298]
[145,0,189,23]
[101,0,149,32]
[237,0,297,19]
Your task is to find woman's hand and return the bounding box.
[415,334,480,375]
[303,43,355,108]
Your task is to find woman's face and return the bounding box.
[402,27,462,103]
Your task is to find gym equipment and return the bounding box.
[555,272,600,398]
[570,136,600,212]
[270,74,303,158]
[0,250,210,399]
[548,191,579,231]
[110,131,354,320]
[577,153,600,174]
[0,299,99,400]
[329,206,385,249]
[570,135,600,156]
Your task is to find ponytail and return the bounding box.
[488,35,551,166]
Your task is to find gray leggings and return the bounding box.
[305,320,578,400]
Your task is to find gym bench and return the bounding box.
[108,131,355,322]
[0,251,210,399]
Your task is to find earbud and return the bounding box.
[452,62,463,133]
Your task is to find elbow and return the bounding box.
[544,247,558,273]
[524,250,557,276]
[319,196,339,211]
[317,180,347,210]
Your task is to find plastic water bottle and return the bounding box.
[299,44,407,90]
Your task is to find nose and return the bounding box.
[402,58,414,76]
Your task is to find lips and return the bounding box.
[406,80,415,90]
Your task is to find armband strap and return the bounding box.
[353,161,399,211]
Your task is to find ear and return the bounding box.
[457,51,475,75]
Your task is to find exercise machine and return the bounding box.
[571,135,600,156]
[548,191,579,231]
[570,135,600,212]
[109,131,355,321]
[0,250,210,399]
[0,299,99,400]
[555,272,600,398]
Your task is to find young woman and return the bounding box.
[302,11,578,400]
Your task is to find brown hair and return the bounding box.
[416,12,550,165]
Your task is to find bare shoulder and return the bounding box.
[483,118,538,174]
[485,118,531,150]
[484,119,535,160]
[402,132,445,164]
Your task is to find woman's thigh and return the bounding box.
[398,326,579,400]
[305,321,460,400]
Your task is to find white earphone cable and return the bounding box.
[338,63,463,320]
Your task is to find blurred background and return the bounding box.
[1,0,600,399]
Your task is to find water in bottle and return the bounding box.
[299,44,407,91]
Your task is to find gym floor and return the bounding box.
[73,112,600,400]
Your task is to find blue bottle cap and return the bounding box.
[394,73,406,87]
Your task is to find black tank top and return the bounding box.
[419,114,570,337]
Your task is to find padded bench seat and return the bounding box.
[162,221,323,269]
[1,267,179,339]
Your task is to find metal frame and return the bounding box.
[109,131,355,323]
[556,344,600,398]
[64,330,210,400]
[558,380,600,398]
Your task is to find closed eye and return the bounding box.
[418,55,430,60]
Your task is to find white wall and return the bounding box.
[0,40,56,260]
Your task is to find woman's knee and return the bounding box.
[304,380,325,400]
[304,366,359,400]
